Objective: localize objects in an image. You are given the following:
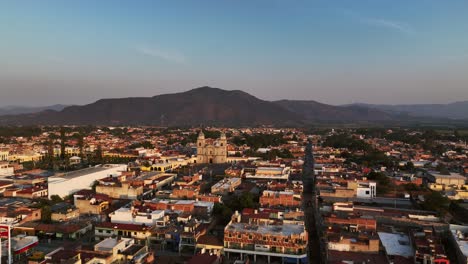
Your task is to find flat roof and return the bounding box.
[378,232,414,258]
[451,229,468,257]
[50,164,125,180]
[430,172,465,179]
[227,222,305,237]
[95,238,123,249]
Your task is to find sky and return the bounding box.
[1,0,468,106]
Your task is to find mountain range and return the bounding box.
[347,102,468,120]
[0,87,466,126]
[0,104,68,116]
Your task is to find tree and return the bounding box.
[367,171,393,195]
[436,164,450,175]
[422,191,450,215]
[50,195,63,204]
[41,206,52,222]
[213,203,233,225]
[78,134,84,159]
[404,162,415,172]
[96,144,103,163]
[60,127,66,160]
[91,180,99,192]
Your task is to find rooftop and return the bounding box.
[227,222,305,237]
[378,232,414,258]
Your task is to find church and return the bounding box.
[196,131,227,164]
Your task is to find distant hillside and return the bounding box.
[0,87,462,126]
[349,102,468,120]
[274,100,396,122]
[0,104,68,116]
[0,87,302,126]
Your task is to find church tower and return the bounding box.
[197,131,206,163]
[197,131,205,148]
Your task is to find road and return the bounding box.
[303,192,322,264]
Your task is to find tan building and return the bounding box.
[259,190,301,208]
[51,203,80,222]
[211,178,242,195]
[224,211,308,263]
[73,190,110,215]
[0,148,9,161]
[196,132,227,164]
[96,181,143,199]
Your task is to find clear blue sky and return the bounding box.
[1,0,467,106]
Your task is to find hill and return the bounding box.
[349,102,468,120]
[0,104,68,116]
[274,100,396,123]
[0,87,302,126]
[2,87,457,126]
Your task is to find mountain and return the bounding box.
[0,87,302,126]
[0,104,68,116]
[1,87,455,126]
[273,100,396,122]
[348,102,468,120]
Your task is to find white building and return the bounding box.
[348,181,377,198]
[245,166,290,180]
[0,162,14,177]
[110,206,166,226]
[449,225,468,264]
[211,178,242,194]
[48,164,127,198]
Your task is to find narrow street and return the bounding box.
[303,193,321,264]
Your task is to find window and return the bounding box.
[365,191,370,195]
[238,234,241,239]
[248,235,253,240]
[273,237,277,242]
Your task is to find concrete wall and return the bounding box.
[48,164,127,198]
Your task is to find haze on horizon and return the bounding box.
[1,0,468,107]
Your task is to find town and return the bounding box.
[0,126,467,264]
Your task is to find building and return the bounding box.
[427,171,466,190]
[259,190,301,208]
[196,132,227,164]
[51,202,80,222]
[0,148,9,161]
[94,222,152,242]
[109,205,167,226]
[96,181,143,199]
[377,232,414,262]
[449,225,468,264]
[73,190,111,216]
[48,164,127,198]
[211,178,242,195]
[245,166,291,181]
[4,185,48,199]
[347,180,377,198]
[224,211,308,263]
[0,162,14,177]
[412,228,449,264]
